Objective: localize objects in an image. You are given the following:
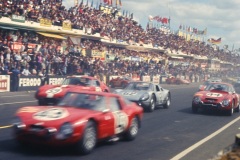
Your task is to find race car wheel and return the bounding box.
[124,117,139,141]
[121,82,126,88]
[109,82,114,88]
[227,102,234,116]
[163,94,171,109]
[78,121,97,155]
[192,106,198,113]
[147,96,156,112]
[38,100,46,105]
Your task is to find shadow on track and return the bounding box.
[177,107,234,117]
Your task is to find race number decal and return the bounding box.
[96,87,102,92]
[112,111,128,134]
[46,87,62,98]
[33,108,69,121]
[206,93,223,97]
[17,107,40,113]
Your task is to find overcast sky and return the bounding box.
[63,0,240,51]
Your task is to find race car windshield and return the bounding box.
[58,93,106,111]
[205,83,229,92]
[125,82,150,90]
[62,78,90,86]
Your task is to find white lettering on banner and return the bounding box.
[19,78,41,87]
[0,75,10,92]
[49,78,65,85]
[142,76,151,82]
[152,76,160,84]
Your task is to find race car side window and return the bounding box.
[109,97,121,111]
[155,85,160,92]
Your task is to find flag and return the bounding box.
[116,0,119,6]
[125,11,128,17]
[96,1,99,9]
[119,0,122,6]
[122,10,125,16]
[86,0,88,6]
[179,24,182,30]
[130,13,133,19]
[203,28,207,35]
[207,38,221,44]
[109,0,112,5]
[161,17,168,24]
[91,0,93,7]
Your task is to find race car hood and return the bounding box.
[117,89,148,101]
[194,90,230,101]
[16,106,100,128]
[37,85,95,98]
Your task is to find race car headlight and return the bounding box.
[140,93,149,101]
[222,100,230,106]
[193,96,201,104]
[56,122,73,140]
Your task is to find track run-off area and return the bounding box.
[0,83,240,160]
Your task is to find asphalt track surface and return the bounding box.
[1,83,240,160]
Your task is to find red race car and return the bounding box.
[192,82,240,116]
[109,76,132,88]
[166,76,190,85]
[35,76,110,105]
[12,90,143,154]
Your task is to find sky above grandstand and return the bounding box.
[63,0,240,52]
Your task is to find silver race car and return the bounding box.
[114,81,171,112]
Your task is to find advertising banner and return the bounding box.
[0,75,10,92]
[62,20,72,30]
[12,14,25,23]
[40,18,52,27]
[91,50,105,61]
[152,76,160,84]
[142,76,151,82]
[11,42,22,51]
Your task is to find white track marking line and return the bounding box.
[0,95,29,98]
[0,100,37,106]
[170,116,240,160]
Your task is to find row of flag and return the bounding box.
[179,25,207,35]
[103,0,122,6]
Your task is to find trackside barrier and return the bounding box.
[152,76,160,84]
[18,75,66,91]
[0,75,10,92]
[142,76,151,82]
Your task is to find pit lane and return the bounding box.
[0,83,240,160]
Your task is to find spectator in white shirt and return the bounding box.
[22,65,31,76]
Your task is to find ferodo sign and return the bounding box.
[19,78,42,87]
[48,78,65,85]
[18,76,42,91]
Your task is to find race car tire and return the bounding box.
[163,93,171,109]
[192,106,198,113]
[147,96,156,112]
[78,121,97,155]
[38,100,47,106]
[109,82,114,88]
[121,82,126,88]
[227,102,234,116]
[124,117,139,141]
[235,103,240,112]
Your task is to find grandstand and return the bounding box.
[0,0,239,80]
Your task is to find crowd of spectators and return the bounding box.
[0,0,240,84]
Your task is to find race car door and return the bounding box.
[154,84,163,105]
[108,97,129,135]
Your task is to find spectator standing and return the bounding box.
[11,66,21,92]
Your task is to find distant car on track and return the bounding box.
[109,76,132,88]
[114,81,171,112]
[192,82,240,116]
[12,90,143,155]
[35,75,110,105]
[166,76,190,85]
